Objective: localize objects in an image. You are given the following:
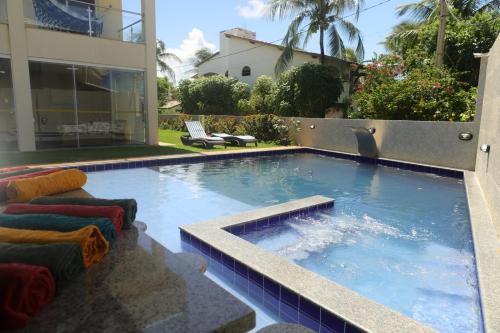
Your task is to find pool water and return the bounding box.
[84,153,482,332]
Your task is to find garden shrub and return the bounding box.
[178,75,251,115]
[275,63,344,118]
[349,55,477,121]
[249,75,278,114]
[159,114,192,131]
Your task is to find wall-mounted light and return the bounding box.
[480,144,490,153]
[459,132,473,141]
[368,127,376,134]
[310,125,315,129]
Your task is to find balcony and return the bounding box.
[23,0,144,43]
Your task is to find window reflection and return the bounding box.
[29,60,145,149]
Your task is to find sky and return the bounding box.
[124,0,411,82]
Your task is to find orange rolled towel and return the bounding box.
[0,226,109,268]
[6,169,87,203]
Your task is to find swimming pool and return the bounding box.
[84,153,482,332]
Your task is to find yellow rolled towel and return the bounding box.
[6,169,87,203]
[0,225,109,268]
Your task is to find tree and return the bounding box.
[249,76,278,114]
[385,0,499,63]
[178,75,251,115]
[157,77,174,107]
[156,39,181,81]
[192,48,214,66]
[274,63,344,118]
[390,11,500,85]
[268,0,364,74]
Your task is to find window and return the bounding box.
[242,66,251,77]
[29,61,146,149]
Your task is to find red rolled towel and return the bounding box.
[0,263,55,329]
[0,169,62,202]
[4,203,124,234]
[0,167,29,174]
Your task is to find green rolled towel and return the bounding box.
[0,242,83,283]
[31,197,137,229]
[0,168,45,180]
[0,214,116,245]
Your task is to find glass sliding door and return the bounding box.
[75,65,113,146]
[29,61,78,149]
[0,58,17,151]
[29,60,146,149]
[110,69,145,145]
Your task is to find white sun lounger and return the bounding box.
[212,133,257,147]
[181,121,226,148]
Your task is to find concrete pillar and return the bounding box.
[141,0,158,145]
[6,0,36,151]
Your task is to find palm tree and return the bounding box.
[156,39,181,81]
[268,0,365,74]
[192,48,214,66]
[385,0,499,52]
[343,47,361,63]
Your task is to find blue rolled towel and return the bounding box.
[0,214,116,245]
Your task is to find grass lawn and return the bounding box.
[0,130,281,167]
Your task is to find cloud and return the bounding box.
[237,0,269,19]
[160,28,216,83]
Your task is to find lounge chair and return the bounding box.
[211,133,258,147]
[181,121,226,149]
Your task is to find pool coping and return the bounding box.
[180,196,436,333]
[463,172,500,333]
[21,146,464,179]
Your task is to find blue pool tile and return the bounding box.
[249,280,263,302]
[321,310,346,333]
[244,222,257,233]
[235,260,248,278]
[234,273,248,292]
[299,311,321,331]
[264,277,280,297]
[299,297,320,321]
[268,216,280,226]
[200,241,210,255]
[220,264,235,282]
[191,237,200,250]
[249,268,263,286]
[222,253,234,270]
[280,300,299,323]
[180,230,191,243]
[210,247,222,262]
[280,286,299,308]
[263,291,279,311]
[231,225,245,235]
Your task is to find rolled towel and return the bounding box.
[0,242,83,283]
[0,226,109,268]
[0,168,45,180]
[5,204,124,234]
[0,168,62,202]
[0,166,29,174]
[0,213,116,245]
[31,197,137,229]
[6,169,87,203]
[0,263,55,330]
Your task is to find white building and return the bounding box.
[197,28,353,103]
[0,0,157,152]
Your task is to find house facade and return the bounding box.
[0,0,157,152]
[197,28,353,103]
